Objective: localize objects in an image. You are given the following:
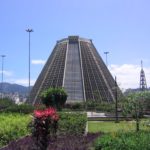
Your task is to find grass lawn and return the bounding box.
[88,120,150,133]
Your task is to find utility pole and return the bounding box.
[26,29,33,101]
[115,76,119,123]
[1,55,6,99]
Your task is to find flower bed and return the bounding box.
[0,133,100,150]
[0,112,87,148]
[0,88,89,149]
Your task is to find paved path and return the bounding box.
[87,112,106,117]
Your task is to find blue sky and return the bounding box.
[0,0,150,90]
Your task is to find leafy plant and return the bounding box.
[40,87,67,110]
[0,112,87,148]
[122,92,144,131]
[29,107,59,150]
[94,131,150,150]
[5,104,34,114]
[86,101,115,112]
[58,112,87,135]
[124,91,150,113]
[0,98,35,114]
[0,98,15,111]
[0,113,31,148]
[28,88,63,150]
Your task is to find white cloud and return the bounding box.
[0,70,13,76]
[8,79,36,86]
[31,60,46,65]
[109,64,150,90]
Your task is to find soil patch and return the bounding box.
[1,133,101,150]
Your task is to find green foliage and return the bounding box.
[58,112,87,135]
[122,93,144,117]
[86,101,97,110]
[122,92,145,131]
[94,131,150,150]
[0,113,31,148]
[40,87,67,110]
[95,102,115,112]
[141,91,150,110]
[0,98,15,111]
[86,101,115,112]
[64,101,116,112]
[0,98,34,114]
[64,102,85,111]
[5,104,34,114]
[71,102,84,110]
[0,112,87,147]
[124,91,150,110]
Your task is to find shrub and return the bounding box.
[0,98,15,111]
[122,93,145,132]
[40,87,67,110]
[95,102,115,112]
[28,87,62,150]
[64,102,85,111]
[71,102,83,110]
[86,101,115,112]
[58,112,87,135]
[28,87,64,150]
[0,98,34,114]
[0,113,31,148]
[29,107,59,150]
[94,131,150,150]
[86,101,97,110]
[5,104,34,114]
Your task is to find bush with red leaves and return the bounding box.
[29,107,59,150]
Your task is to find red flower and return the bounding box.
[34,110,44,118]
[34,107,59,121]
[44,107,56,117]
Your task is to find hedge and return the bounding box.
[58,112,87,135]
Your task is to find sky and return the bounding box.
[0,0,150,90]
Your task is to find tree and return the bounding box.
[141,91,150,112]
[122,92,144,132]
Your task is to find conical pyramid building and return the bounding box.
[28,36,119,105]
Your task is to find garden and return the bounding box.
[0,89,150,150]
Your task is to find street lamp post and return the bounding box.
[1,55,6,99]
[26,29,33,101]
[115,76,119,123]
[104,51,109,67]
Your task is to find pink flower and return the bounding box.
[34,107,59,121]
[44,107,56,117]
[34,110,44,118]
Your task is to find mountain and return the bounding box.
[0,82,29,96]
